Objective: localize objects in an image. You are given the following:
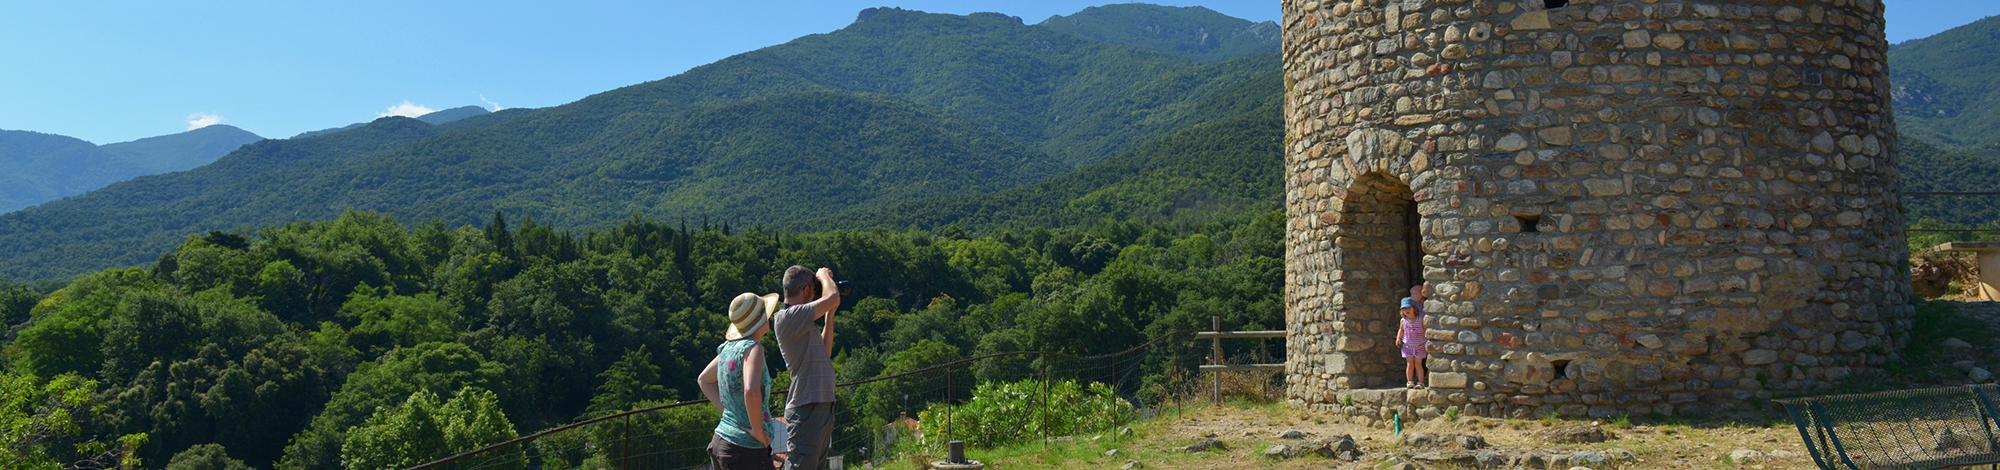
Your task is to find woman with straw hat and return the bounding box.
[700,292,787,470]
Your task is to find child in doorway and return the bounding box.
[1396,296,1428,389]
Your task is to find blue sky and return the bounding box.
[0,1,1984,144]
[0,1,1277,144]
[1886,0,2000,44]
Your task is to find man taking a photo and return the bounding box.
[774,265,840,470]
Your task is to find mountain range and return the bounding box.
[291,105,494,139]
[1038,4,1279,63]
[0,5,1283,281]
[0,125,262,214]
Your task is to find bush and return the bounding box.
[534,403,719,470]
[340,387,518,470]
[916,379,1131,449]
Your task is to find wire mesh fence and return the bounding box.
[410,328,1220,470]
[1777,384,2000,470]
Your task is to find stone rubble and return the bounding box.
[1183,437,1228,453]
[1729,448,1771,464]
[1532,424,1615,444]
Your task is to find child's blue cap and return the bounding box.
[1401,297,1417,309]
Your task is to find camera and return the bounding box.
[812,280,852,298]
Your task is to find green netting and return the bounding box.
[1778,385,2000,470]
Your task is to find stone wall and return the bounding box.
[1281,0,1911,420]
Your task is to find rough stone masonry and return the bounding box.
[1280,0,1911,421]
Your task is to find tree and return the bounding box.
[852,339,961,428]
[279,342,504,470]
[585,347,677,417]
[341,387,516,470]
[164,444,253,470]
[0,281,41,328]
[1,371,146,470]
[338,284,457,358]
[8,268,158,379]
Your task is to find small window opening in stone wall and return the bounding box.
[1550,360,1571,380]
[1517,215,1541,233]
[1541,0,1570,9]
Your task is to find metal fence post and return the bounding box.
[946,365,954,443]
[621,414,630,468]
[1039,359,1048,450]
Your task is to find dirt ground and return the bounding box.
[1139,403,1815,469]
[917,401,1819,470]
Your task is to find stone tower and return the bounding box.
[1281,0,1910,419]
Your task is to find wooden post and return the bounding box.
[1211,316,1222,405]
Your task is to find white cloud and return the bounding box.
[479,93,504,111]
[186,113,223,130]
[378,101,436,118]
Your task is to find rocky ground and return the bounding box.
[1149,403,1815,469]
[899,402,1818,469]
[896,302,2000,469]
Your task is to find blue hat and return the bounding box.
[1400,297,1417,309]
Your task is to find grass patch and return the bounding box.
[1895,300,1989,382]
[869,402,1222,470]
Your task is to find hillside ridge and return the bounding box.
[0,5,1279,281]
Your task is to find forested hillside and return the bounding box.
[0,126,262,214]
[1039,3,1279,62]
[1892,14,2000,151]
[1899,137,2000,230]
[815,84,1281,232]
[0,117,485,281]
[0,6,1278,282]
[0,206,1283,469]
[0,130,128,213]
[1884,14,2000,231]
[98,125,265,175]
[293,106,493,139]
[0,8,1293,464]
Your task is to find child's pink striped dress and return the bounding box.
[1399,316,1427,358]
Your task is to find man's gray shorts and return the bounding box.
[784,402,834,470]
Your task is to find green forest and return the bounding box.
[0,203,1285,468]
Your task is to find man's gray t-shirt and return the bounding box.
[773,303,835,409]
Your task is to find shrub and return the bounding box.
[916,379,1132,449]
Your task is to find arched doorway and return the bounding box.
[1326,172,1423,389]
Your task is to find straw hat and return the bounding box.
[726,292,780,340]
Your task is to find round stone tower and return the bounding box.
[1281,0,1910,420]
